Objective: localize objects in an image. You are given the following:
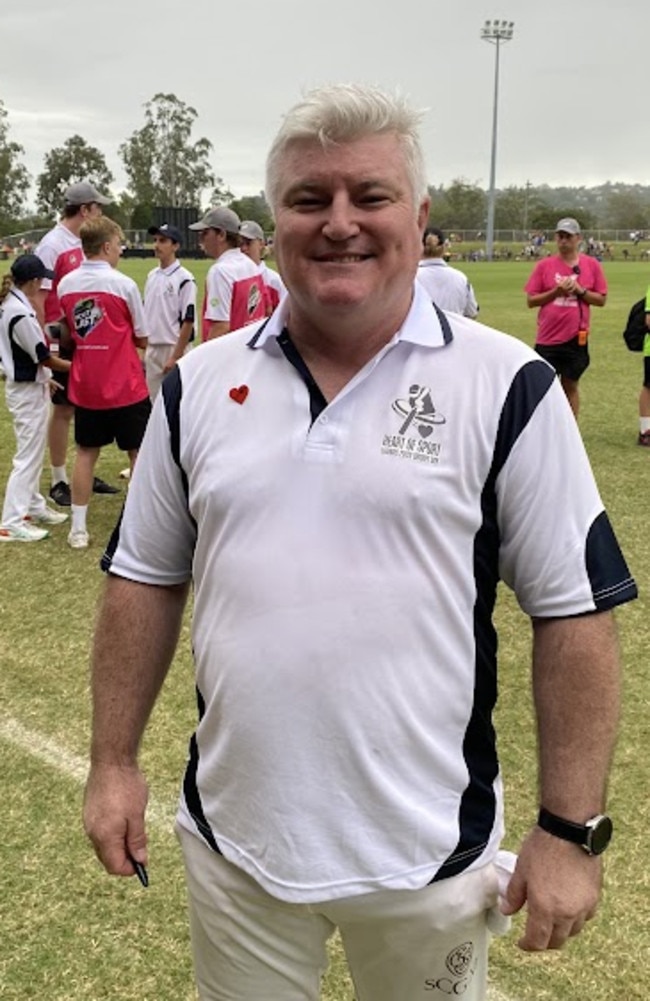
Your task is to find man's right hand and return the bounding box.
[83,763,149,877]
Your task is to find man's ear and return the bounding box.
[417,198,431,235]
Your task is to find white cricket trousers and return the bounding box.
[1,381,49,529]
[145,344,186,402]
[177,825,502,1001]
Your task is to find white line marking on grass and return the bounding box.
[0,713,176,828]
[0,712,520,1001]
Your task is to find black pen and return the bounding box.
[126,850,149,888]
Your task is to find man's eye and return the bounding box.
[289,194,326,209]
[359,193,391,205]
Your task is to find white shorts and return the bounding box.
[177,825,509,1001]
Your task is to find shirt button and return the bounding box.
[320,414,329,424]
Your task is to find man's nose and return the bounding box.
[322,194,361,241]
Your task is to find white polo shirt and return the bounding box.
[416,258,479,317]
[143,261,196,346]
[0,288,51,383]
[107,284,636,904]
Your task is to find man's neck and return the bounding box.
[62,216,83,237]
[559,250,580,267]
[286,296,412,399]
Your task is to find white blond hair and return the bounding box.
[265,83,428,214]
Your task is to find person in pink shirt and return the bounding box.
[524,218,607,417]
[57,217,150,549]
[34,181,119,504]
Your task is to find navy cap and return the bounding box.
[148,223,183,244]
[11,254,55,283]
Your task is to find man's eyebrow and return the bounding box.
[282,178,397,200]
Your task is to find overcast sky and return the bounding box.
[3,0,647,208]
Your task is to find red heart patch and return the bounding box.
[229,385,249,404]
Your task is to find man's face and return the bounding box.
[153,234,177,265]
[240,236,263,266]
[198,227,224,259]
[555,230,580,258]
[273,132,429,328]
[105,233,123,268]
[81,202,103,220]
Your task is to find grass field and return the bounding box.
[1,257,649,1000]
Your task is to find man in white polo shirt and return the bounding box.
[416,226,479,317]
[189,206,266,339]
[143,223,196,401]
[84,85,635,1001]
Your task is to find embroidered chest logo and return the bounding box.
[72,297,104,338]
[381,384,445,464]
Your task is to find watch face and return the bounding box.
[587,815,613,855]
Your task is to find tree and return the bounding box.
[36,135,113,217]
[495,185,549,233]
[427,179,486,231]
[228,193,273,231]
[120,93,216,211]
[602,189,650,231]
[0,100,31,230]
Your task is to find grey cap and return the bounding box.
[555,217,581,235]
[239,220,265,241]
[64,181,112,206]
[189,206,241,234]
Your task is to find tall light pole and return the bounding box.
[480,18,514,261]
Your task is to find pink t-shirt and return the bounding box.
[34,223,84,324]
[57,260,148,410]
[202,248,267,338]
[524,254,607,346]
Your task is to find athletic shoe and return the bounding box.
[27,507,68,525]
[0,523,49,542]
[49,481,71,506]
[67,528,90,549]
[93,476,120,495]
[638,431,650,447]
[119,467,131,480]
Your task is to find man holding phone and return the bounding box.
[525,218,607,418]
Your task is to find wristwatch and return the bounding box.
[537,807,613,856]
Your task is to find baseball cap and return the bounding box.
[189,206,241,234]
[423,226,445,246]
[64,181,112,206]
[555,217,581,235]
[239,220,265,241]
[11,254,55,283]
[148,223,183,244]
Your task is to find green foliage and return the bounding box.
[0,100,30,229]
[35,135,114,218]
[227,193,273,230]
[119,93,216,209]
[428,177,487,230]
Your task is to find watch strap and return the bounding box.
[537,807,588,845]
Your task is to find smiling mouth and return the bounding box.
[317,254,372,263]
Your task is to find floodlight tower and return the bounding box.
[480,18,514,261]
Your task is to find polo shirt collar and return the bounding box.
[247,280,453,352]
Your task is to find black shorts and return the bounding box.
[535,336,590,382]
[643,356,650,389]
[51,345,74,406]
[74,397,152,451]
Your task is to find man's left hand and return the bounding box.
[501,826,602,951]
